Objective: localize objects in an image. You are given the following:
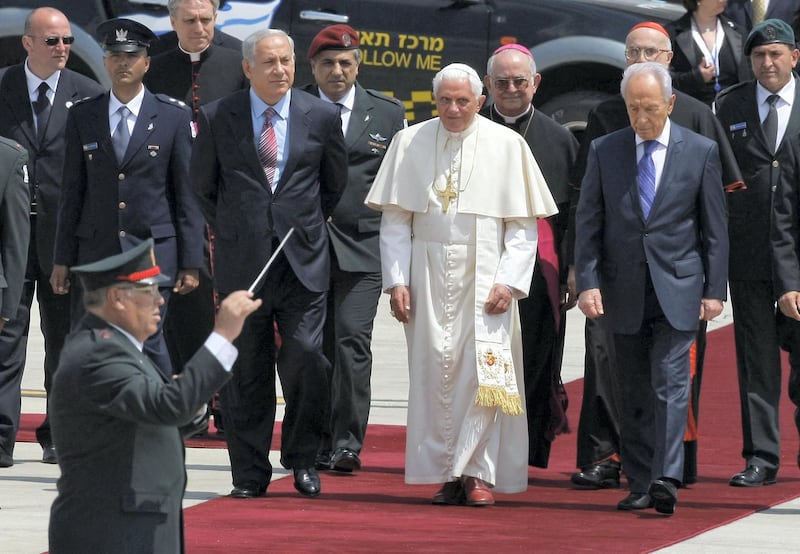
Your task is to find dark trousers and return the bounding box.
[730,279,800,470]
[519,265,559,468]
[0,217,70,455]
[614,277,694,493]
[222,251,329,489]
[320,261,382,455]
[575,310,707,482]
[575,316,621,469]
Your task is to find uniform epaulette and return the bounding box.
[155,93,190,110]
[365,88,404,108]
[0,135,25,153]
[716,81,748,101]
[70,95,99,108]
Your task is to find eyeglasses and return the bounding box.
[492,77,530,91]
[117,284,162,300]
[28,35,75,46]
[624,47,670,61]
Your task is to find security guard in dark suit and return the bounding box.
[48,238,259,553]
[716,18,800,487]
[304,24,406,472]
[51,18,204,377]
[0,6,104,465]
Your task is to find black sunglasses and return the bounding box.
[29,35,75,46]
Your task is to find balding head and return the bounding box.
[22,7,73,79]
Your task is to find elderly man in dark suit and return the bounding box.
[50,18,204,378]
[0,7,104,466]
[716,18,800,487]
[576,62,728,515]
[192,28,346,498]
[570,21,742,491]
[48,239,259,554]
[303,24,405,473]
[481,44,577,469]
[0,138,30,468]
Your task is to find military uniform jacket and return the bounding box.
[0,137,29,320]
[305,83,405,273]
[54,90,204,279]
[0,65,104,275]
[715,78,800,281]
[48,312,231,553]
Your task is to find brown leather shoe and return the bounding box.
[463,477,494,506]
[432,481,464,505]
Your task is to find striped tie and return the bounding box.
[638,140,658,219]
[258,107,278,187]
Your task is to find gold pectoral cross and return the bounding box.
[437,175,458,213]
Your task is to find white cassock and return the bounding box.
[366,115,557,492]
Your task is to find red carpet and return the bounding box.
[19,325,800,552]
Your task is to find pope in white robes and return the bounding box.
[365,63,557,505]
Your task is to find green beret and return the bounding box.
[745,18,796,55]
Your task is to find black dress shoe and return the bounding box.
[331,448,361,472]
[229,485,266,498]
[293,468,321,497]
[571,461,621,489]
[315,451,332,471]
[42,445,57,465]
[729,465,778,487]
[617,493,653,511]
[0,451,12,468]
[649,479,678,515]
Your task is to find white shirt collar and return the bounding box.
[109,87,146,118]
[635,118,671,149]
[756,77,795,108]
[493,104,532,124]
[319,85,356,112]
[24,59,60,101]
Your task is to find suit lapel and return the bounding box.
[276,93,309,193]
[675,30,700,69]
[121,91,158,167]
[649,124,686,218]
[1,66,37,147]
[231,92,271,188]
[722,21,744,71]
[44,72,84,148]
[618,130,644,220]
[345,85,372,148]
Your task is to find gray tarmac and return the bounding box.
[3,297,800,552]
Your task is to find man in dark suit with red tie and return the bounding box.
[192,28,347,498]
[576,62,728,515]
[0,7,104,466]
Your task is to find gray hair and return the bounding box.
[168,0,219,17]
[486,50,537,78]
[620,61,672,102]
[432,63,482,97]
[242,28,295,64]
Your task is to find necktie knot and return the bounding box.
[264,107,277,121]
[767,94,780,107]
[119,106,131,118]
[643,139,659,156]
[37,82,50,101]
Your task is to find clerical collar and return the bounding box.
[493,104,532,124]
[179,42,210,62]
[442,115,480,140]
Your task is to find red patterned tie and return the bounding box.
[258,107,278,187]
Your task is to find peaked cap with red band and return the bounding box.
[71,238,171,292]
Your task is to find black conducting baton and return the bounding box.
[248,227,295,294]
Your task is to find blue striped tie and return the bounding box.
[638,140,658,219]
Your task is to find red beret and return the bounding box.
[307,24,359,59]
